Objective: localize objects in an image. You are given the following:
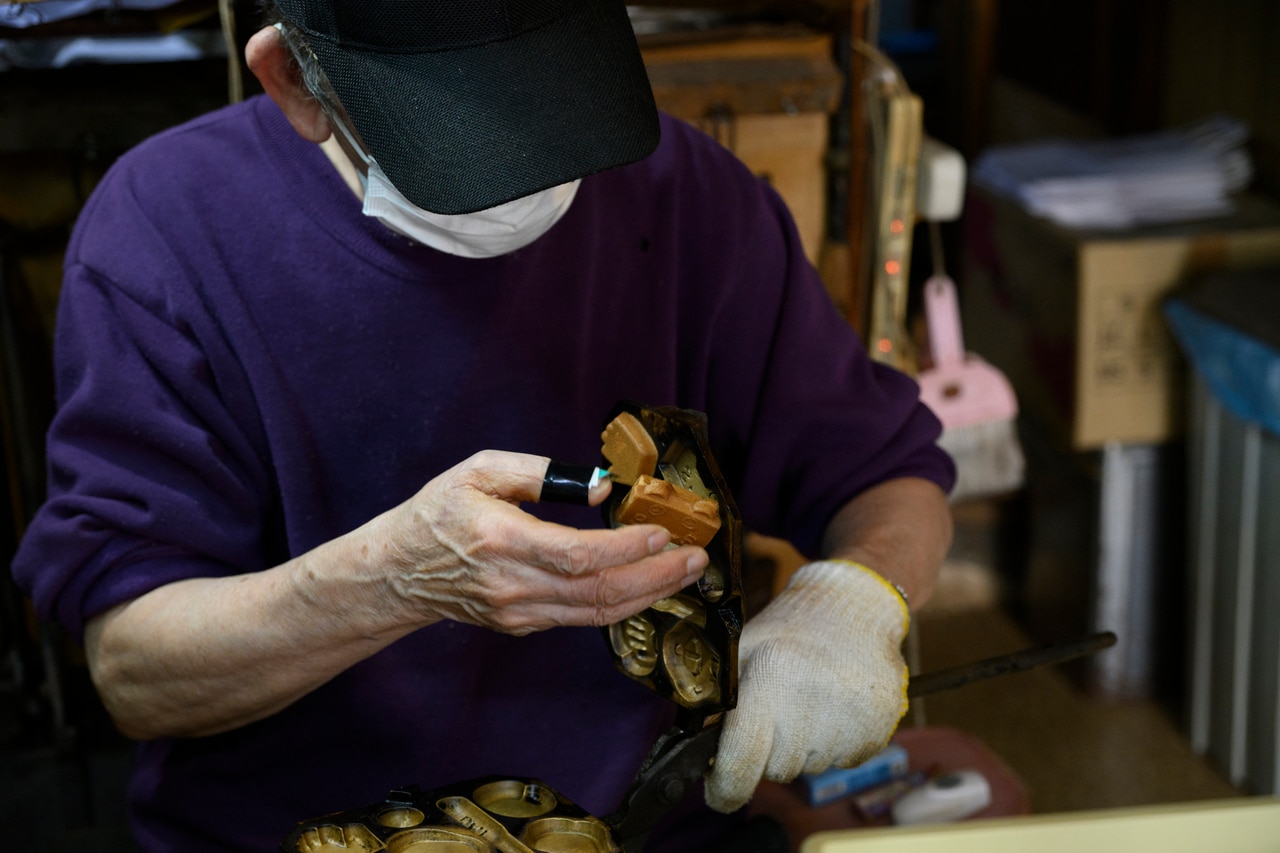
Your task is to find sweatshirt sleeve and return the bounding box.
[11,257,274,642]
[694,171,955,557]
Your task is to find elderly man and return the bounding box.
[12,0,954,849]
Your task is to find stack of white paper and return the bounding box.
[973,116,1254,230]
[0,0,227,70]
[1,30,226,68]
[1,0,185,29]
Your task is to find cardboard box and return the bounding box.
[641,32,840,266]
[961,190,1280,449]
[640,32,842,120]
[689,111,830,265]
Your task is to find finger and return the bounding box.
[705,702,773,813]
[452,506,701,599]
[464,543,707,634]
[764,729,812,783]
[807,740,878,778]
[539,461,613,506]
[513,516,678,577]
[500,559,708,631]
[542,545,708,618]
[489,512,707,605]
[744,641,817,784]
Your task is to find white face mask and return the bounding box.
[362,161,580,258]
[328,104,579,258]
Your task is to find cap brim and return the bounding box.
[304,1,659,215]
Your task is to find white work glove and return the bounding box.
[705,559,910,813]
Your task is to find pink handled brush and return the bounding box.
[918,274,1024,501]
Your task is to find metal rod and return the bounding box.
[907,631,1119,698]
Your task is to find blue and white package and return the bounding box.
[799,742,910,806]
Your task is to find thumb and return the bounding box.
[705,700,773,813]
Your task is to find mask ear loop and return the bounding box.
[273,21,372,175]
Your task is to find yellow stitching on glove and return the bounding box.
[826,559,911,619]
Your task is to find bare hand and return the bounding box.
[369,450,709,635]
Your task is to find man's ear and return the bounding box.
[245,25,331,143]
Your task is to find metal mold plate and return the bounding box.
[282,781,618,853]
[523,817,615,852]
[386,828,491,852]
[599,402,744,715]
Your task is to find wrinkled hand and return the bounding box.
[370,450,708,635]
[705,560,910,813]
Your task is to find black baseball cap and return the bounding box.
[274,0,661,214]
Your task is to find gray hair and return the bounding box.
[260,0,330,103]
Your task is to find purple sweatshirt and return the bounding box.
[12,95,953,851]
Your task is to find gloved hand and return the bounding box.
[704,559,910,813]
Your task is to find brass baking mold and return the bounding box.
[599,402,744,715]
[282,780,618,853]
